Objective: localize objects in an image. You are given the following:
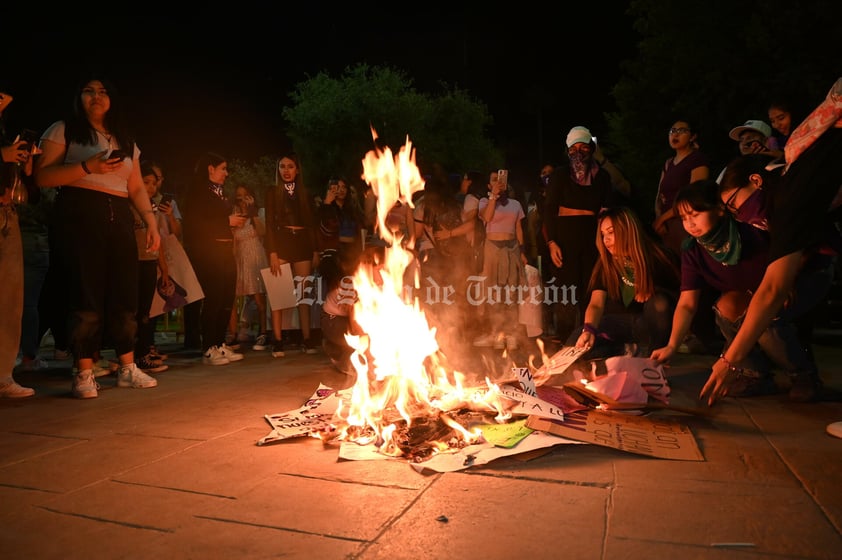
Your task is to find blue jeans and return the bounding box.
[715,256,835,375]
[715,308,815,376]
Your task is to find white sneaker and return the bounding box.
[253,333,269,351]
[117,363,158,389]
[219,343,244,362]
[203,346,230,366]
[72,369,99,399]
[0,380,35,398]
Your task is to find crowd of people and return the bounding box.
[1,73,840,418]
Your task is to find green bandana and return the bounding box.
[620,263,635,307]
[683,214,742,265]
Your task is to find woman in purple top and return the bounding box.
[650,179,817,398]
[653,119,710,257]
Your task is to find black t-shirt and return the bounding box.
[769,128,842,262]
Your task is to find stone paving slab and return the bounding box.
[1,337,840,559]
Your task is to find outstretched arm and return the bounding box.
[700,252,802,405]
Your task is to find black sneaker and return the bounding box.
[271,339,285,358]
[137,355,169,374]
[148,345,169,361]
[301,339,318,354]
[253,333,269,351]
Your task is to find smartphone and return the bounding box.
[497,169,509,188]
[16,128,38,152]
[159,194,173,206]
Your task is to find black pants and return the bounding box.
[189,240,236,350]
[53,187,138,359]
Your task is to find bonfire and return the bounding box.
[323,129,521,461]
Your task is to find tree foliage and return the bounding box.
[608,0,842,221]
[280,64,501,193]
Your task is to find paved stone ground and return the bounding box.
[1,330,840,559]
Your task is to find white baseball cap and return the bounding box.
[566,126,593,148]
[729,120,772,141]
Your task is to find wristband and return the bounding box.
[81,160,92,174]
[718,354,749,376]
[582,323,611,340]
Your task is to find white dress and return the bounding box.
[233,218,268,296]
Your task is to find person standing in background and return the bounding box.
[142,160,178,362]
[264,151,319,357]
[34,74,160,398]
[1,86,52,372]
[543,126,614,342]
[132,163,169,373]
[182,151,245,366]
[228,183,270,352]
[472,169,528,352]
[0,89,36,397]
[767,96,807,159]
[651,119,717,354]
[653,119,711,257]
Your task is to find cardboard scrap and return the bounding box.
[526,408,705,461]
[257,383,340,446]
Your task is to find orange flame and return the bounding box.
[327,129,510,458]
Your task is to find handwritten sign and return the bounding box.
[526,409,704,461]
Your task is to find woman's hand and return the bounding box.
[699,358,738,406]
[229,214,247,228]
[649,344,675,364]
[1,140,30,164]
[269,253,287,275]
[145,227,161,254]
[158,200,173,216]
[548,241,563,268]
[575,331,594,349]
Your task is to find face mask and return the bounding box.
[733,189,769,230]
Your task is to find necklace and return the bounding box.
[620,262,635,287]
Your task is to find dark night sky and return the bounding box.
[3,8,636,186]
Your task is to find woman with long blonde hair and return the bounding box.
[571,206,679,358]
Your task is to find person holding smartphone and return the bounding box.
[147,161,182,241]
[34,74,160,398]
[471,169,528,351]
[141,160,182,360]
[0,85,36,397]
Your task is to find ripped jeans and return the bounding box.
[715,255,835,376]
